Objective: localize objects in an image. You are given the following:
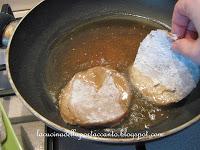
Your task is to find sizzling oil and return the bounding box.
[45,17,170,131]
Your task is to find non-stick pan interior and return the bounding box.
[8,0,200,142]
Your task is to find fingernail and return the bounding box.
[168,32,178,41]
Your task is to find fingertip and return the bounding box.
[171,38,198,60]
[172,39,188,55]
[172,41,180,52]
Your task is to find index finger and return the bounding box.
[172,1,189,38]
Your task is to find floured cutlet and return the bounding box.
[59,66,131,127]
[129,29,200,105]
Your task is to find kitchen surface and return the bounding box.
[0,1,200,150]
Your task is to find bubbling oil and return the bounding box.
[45,16,170,131]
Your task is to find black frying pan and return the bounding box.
[0,0,199,143]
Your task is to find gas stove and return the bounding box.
[0,1,200,150]
[45,123,200,150]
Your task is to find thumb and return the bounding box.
[172,38,200,64]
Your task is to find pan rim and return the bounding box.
[6,0,200,143]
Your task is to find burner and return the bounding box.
[45,123,200,150]
[45,126,145,150]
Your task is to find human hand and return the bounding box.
[172,0,200,64]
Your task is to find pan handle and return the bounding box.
[0,64,15,97]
